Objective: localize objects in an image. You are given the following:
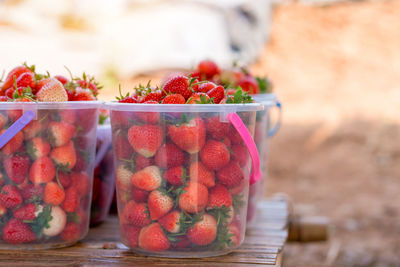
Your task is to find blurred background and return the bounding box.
[1,0,399,266]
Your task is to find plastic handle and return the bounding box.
[268,100,282,137]
[94,128,112,167]
[0,110,35,149]
[227,113,261,186]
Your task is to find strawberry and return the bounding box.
[187,213,217,246]
[164,166,186,186]
[127,125,163,158]
[16,72,36,90]
[116,164,133,190]
[23,120,45,140]
[205,116,230,140]
[13,203,37,220]
[189,161,215,188]
[29,157,56,184]
[178,182,208,213]
[197,60,220,79]
[195,82,216,93]
[216,161,244,188]
[54,75,69,85]
[0,96,7,102]
[227,224,241,246]
[142,90,163,103]
[36,78,68,102]
[62,187,79,213]
[3,219,36,244]
[20,184,44,201]
[4,155,30,184]
[147,190,173,220]
[44,181,65,205]
[50,141,77,170]
[72,87,96,101]
[131,166,162,191]
[237,76,259,94]
[0,130,23,155]
[135,109,160,124]
[114,134,134,160]
[154,142,184,169]
[187,92,211,104]
[58,110,76,124]
[200,140,230,170]
[70,172,91,196]
[1,65,33,94]
[60,222,80,241]
[131,187,149,203]
[168,116,206,154]
[158,210,181,233]
[0,203,6,216]
[121,224,141,247]
[0,185,22,208]
[58,172,71,188]
[138,223,170,251]
[163,75,192,99]
[231,144,249,167]
[121,201,151,227]
[118,96,137,103]
[76,79,99,96]
[229,126,244,145]
[48,121,76,147]
[43,206,67,237]
[207,85,225,104]
[0,113,8,129]
[207,184,232,209]
[229,179,246,196]
[161,94,185,104]
[27,137,51,160]
[135,155,154,170]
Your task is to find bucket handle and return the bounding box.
[0,110,35,149]
[227,113,261,186]
[94,132,112,167]
[268,99,282,137]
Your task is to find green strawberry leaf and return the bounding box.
[26,141,37,160]
[29,205,53,238]
[208,206,234,249]
[226,87,253,104]
[67,212,81,224]
[256,76,273,93]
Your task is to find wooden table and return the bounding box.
[0,199,288,266]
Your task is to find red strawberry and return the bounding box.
[229,126,244,145]
[27,137,51,160]
[29,157,56,184]
[70,172,91,196]
[187,92,211,104]
[58,110,76,124]
[207,85,225,104]
[58,172,71,188]
[231,144,249,167]
[16,72,36,90]
[131,166,162,191]
[62,187,79,213]
[228,224,241,246]
[3,219,36,244]
[135,155,154,170]
[138,223,170,251]
[60,222,80,241]
[154,142,184,169]
[121,201,151,227]
[5,88,15,99]
[172,236,191,249]
[4,155,30,184]
[206,116,230,140]
[0,113,8,129]
[142,90,163,103]
[147,190,173,220]
[20,184,44,201]
[200,140,230,170]
[44,181,65,205]
[115,134,133,160]
[195,82,216,93]
[197,60,220,79]
[164,166,186,186]
[0,96,7,101]
[54,75,69,85]
[76,79,99,96]
[187,213,217,246]
[207,184,232,209]
[216,161,244,188]
[72,87,96,101]
[0,185,22,208]
[163,75,192,99]
[13,203,37,220]
[158,210,181,233]
[23,120,45,140]
[229,179,246,196]
[222,137,232,149]
[121,224,141,247]
[48,121,76,147]
[36,78,68,102]
[1,65,33,94]
[7,109,22,122]
[131,187,149,203]
[127,125,163,158]
[161,93,185,104]
[178,182,208,213]
[237,76,259,94]
[50,141,77,170]
[135,109,160,124]
[0,130,23,155]
[189,161,215,188]
[168,116,206,154]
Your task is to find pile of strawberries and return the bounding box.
[0,63,101,102]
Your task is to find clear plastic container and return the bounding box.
[90,125,115,226]
[106,103,262,258]
[247,94,281,224]
[0,101,101,249]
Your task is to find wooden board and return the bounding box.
[0,199,288,266]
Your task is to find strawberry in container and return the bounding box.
[0,63,101,249]
[106,75,263,257]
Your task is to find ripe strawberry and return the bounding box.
[0,96,7,101]
[142,90,163,103]
[44,181,65,205]
[127,125,163,158]
[161,94,185,104]
[0,185,22,208]
[163,166,186,186]
[178,181,208,213]
[60,222,80,241]
[207,184,232,209]
[168,116,206,154]
[231,144,249,167]
[16,72,36,90]
[121,224,141,247]
[0,113,8,129]
[229,179,246,196]
[116,164,134,190]
[27,137,51,160]
[5,88,15,99]
[147,190,173,220]
[121,201,151,227]
[227,224,241,246]
[187,93,211,104]
[158,210,181,233]
[163,76,192,99]
[70,172,91,196]
[48,121,76,147]
[13,203,37,220]
[131,166,162,191]
[58,110,76,124]
[197,60,220,79]
[50,141,77,170]
[200,140,230,170]
[20,184,44,201]
[135,108,160,124]
[23,120,44,140]
[189,161,215,188]
[29,157,56,184]
[114,134,134,160]
[187,213,217,246]
[58,172,71,188]
[76,79,99,96]
[229,126,244,145]
[4,155,30,184]
[222,137,232,149]
[3,219,36,244]
[0,130,23,155]
[1,65,33,93]
[195,82,216,93]
[131,187,149,203]
[154,142,184,169]
[135,155,154,170]
[36,78,68,102]
[138,223,170,251]
[62,187,79,213]
[206,116,230,140]
[216,161,244,188]
[207,85,225,104]
[119,96,137,103]
[72,87,96,101]
[54,75,69,85]
[43,206,67,237]
[237,76,259,94]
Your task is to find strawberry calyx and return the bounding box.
[207,205,233,249]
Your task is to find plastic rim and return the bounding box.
[0,101,103,110]
[251,93,277,106]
